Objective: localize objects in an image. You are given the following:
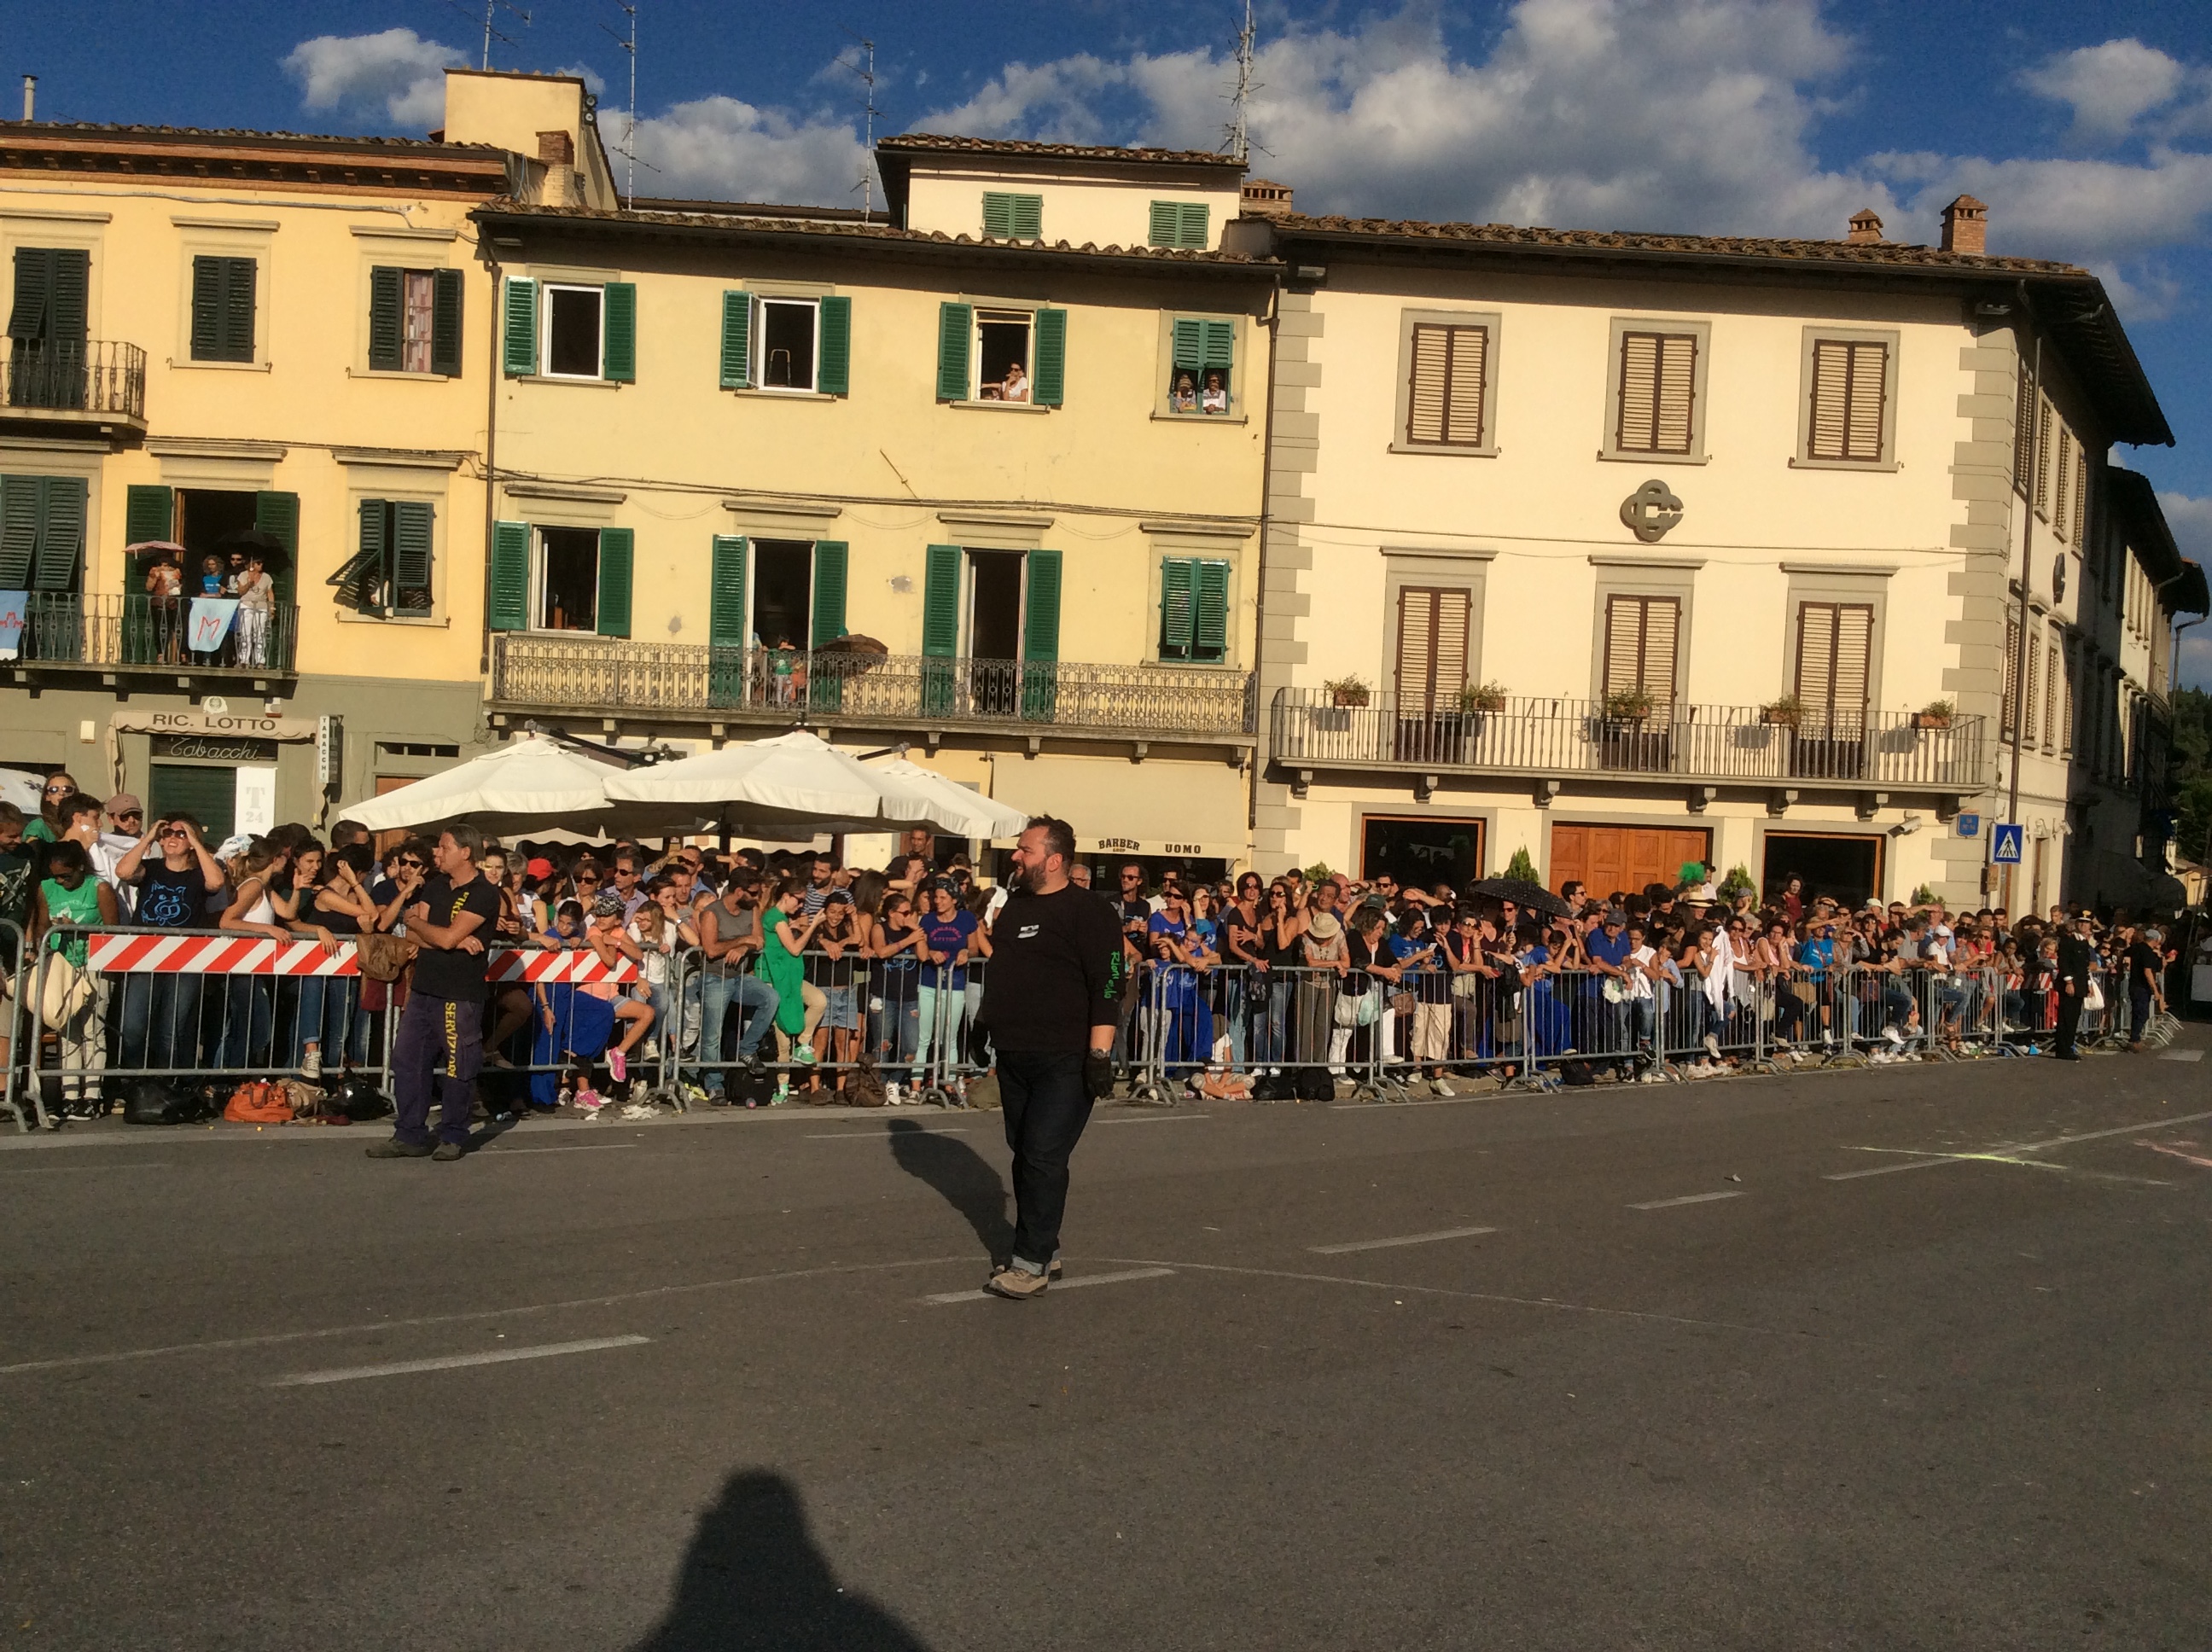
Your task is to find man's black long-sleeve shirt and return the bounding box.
[978,882,1124,1052]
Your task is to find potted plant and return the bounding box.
[1461,681,1508,713]
[1602,685,1655,722]
[1761,695,1803,728]
[1912,699,1955,730]
[1717,863,1756,903]
[1325,673,1371,708]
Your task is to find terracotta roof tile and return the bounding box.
[876,132,1244,169]
[0,118,499,154]
[1271,212,2083,275]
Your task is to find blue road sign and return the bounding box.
[1992,823,2024,864]
[1955,812,1981,838]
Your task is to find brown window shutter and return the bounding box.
[1395,586,1472,707]
[1807,340,1886,461]
[1794,601,1837,707]
[1605,593,1679,707]
[2013,369,2035,492]
[2003,619,2020,736]
[1843,342,1884,459]
[2071,452,2087,544]
[1654,335,1696,453]
[1406,323,1487,445]
[2034,400,2052,513]
[1433,588,1470,700]
[1445,328,1484,445]
[2054,431,2072,538]
[2023,635,2039,745]
[1616,334,1659,451]
[2044,643,2059,750]
[1831,603,1871,724]
[2061,645,2075,753]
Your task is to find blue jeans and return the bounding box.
[118,970,202,1073]
[220,976,273,1069]
[870,991,919,1067]
[282,976,356,1068]
[1253,975,1291,1066]
[696,972,777,1092]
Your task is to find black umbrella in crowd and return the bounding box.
[215,526,290,572]
[1468,875,1571,918]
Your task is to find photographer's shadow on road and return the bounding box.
[885,1114,1012,1262]
[633,1470,930,1651]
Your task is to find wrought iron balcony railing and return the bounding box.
[3,340,147,423]
[492,633,1256,738]
[5,593,298,675]
[1272,689,1986,790]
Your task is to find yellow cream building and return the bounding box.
[474,134,1273,875]
[0,71,611,835]
[1229,200,2199,910]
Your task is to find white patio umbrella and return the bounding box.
[604,730,981,836]
[876,758,1030,841]
[336,733,703,838]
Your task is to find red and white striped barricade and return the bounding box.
[83,934,638,984]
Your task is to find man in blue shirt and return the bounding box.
[1583,907,1634,1078]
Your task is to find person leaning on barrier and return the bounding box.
[975,817,1124,1300]
[31,837,121,1118]
[369,826,503,1161]
[2053,910,2097,1061]
[695,873,777,1102]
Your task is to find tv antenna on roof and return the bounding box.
[601,0,651,207]
[475,0,533,71]
[837,28,881,218]
[1224,0,1263,163]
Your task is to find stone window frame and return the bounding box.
[1585,556,1703,703]
[1789,325,1901,472]
[1378,545,1493,700]
[1388,307,1502,458]
[1598,315,1711,466]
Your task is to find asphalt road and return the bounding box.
[3,1042,2210,1650]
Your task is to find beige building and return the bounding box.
[1226,198,2201,910]
[0,72,622,836]
[474,134,1272,874]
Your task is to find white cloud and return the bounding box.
[2021,39,2189,144]
[555,62,609,99]
[611,97,870,206]
[282,28,465,128]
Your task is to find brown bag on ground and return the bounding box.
[223,1081,294,1124]
[845,1057,888,1108]
[354,933,418,982]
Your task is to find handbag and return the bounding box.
[1389,989,1416,1020]
[1334,989,1379,1029]
[354,932,419,982]
[39,951,95,1030]
[2083,977,2105,1011]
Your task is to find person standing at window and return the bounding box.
[234,553,275,669]
[1201,369,1229,414]
[1171,372,1197,413]
[1001,358,1030,402]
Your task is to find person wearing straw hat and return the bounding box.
[975,816,1123,1300]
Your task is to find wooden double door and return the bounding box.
[1550,823,1712,903]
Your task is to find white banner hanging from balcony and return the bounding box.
[0,590,23,660]
[187,597,239,653]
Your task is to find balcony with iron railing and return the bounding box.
[491,633,1256,741]
[4,593,298,677]
[1272,689,1987,792]
[3,340,148,428]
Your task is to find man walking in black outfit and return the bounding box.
[976,817,1122,1300]
[2053,909,2096,1061]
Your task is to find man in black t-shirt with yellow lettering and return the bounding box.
[370,824,504,1162]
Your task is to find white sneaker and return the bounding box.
[300,1045,321,1080]
[1431,1078,1455,1097]
[1703,1033,1721,1060]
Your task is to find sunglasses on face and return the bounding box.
[399,858,425,869]
[44,783,69,795]
[159,827,188,839]
[577,873,602,883]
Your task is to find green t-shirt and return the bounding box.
[23,819,55,842]
[40,875,102,967]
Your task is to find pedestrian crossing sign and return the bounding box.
[1992,823,2023,864]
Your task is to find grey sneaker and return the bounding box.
[366,1137,433,1160]
[985,1265,1049,1300]
[300,1045,321,1080]
[430,1141,467,1162]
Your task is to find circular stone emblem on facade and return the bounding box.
[1620,479,1685,544]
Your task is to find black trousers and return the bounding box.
[2054,986,2084,1057]
[998,1049,1094,1270]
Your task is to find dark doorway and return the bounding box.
[1362,814,1483,893]
[1761,831,1881,911]
[535,526,599,633]
[969,550,1023,714]
[752,539,812,651]
[176,488,257,575]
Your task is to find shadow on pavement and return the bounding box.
[633,1470,930,1650]
[885,1114,1011,1262]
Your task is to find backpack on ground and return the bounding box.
[124,1079,202,1126]
[1558,1059,1596,1088]
[846,1056,888,1108]
[1294,1065,1335,1102]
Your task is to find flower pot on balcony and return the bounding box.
[1911,713,1952,730]
[1761,706,1801,727]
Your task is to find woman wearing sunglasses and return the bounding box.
[24,771,78,844]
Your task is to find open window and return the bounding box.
[369,266,463,376]
[935,303,1063,405]
[543,284,602,378]
[331,499,435,615]
[532,526,602,631]
[1164,318,1236,416]
[975,311,1033,402]
[758,298,817,391]
[504,277,635,382]
[920,544,1062,718]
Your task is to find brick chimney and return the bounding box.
[537,130,574,165]
[537,129,578,207]
[1240,177,1294,219]
[1940,195,1987,255]
[1847,206,1883,244]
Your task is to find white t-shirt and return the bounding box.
[626,920,673,986]
[1624,943,1656,1001]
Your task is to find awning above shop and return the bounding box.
[987,754,1249,863]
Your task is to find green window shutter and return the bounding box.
[7,249,49,341]
[342,498,387,612]
[1149,201,1180,247]
[936,302,972,401]
[31,475,84,590]
[430,269,464,377]
[1193,559,1230,661]
[1011,195,1043,240]
[1022,550,1062,663]
[1159,557,1195,656]
[0,475,36,585]
[225,258,257,359]
[392,500,434,603]
[709,535,748,648]
[1171,317,1204,370]
[47,250,87,346]
[810,541,848,649]
[601,281,636,381]
[191,256,255,363]
[1179,202,1210,248]
[502,278,538,376]
[719,290,752,389]
[595,526,634,637]
[368,266,404,371]
[254,490,299,608]
[189,256,223,360]
[1033,307,1066,406]
[981,193,1015,239]
[125,484,173,546]
[922,544,962,656]
[816,295,851,396]
[489,521,530,631]
[1201,319,1235,368]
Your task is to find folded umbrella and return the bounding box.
[1468,876,1572,918]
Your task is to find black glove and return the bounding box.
[1083,1050,1115,1101]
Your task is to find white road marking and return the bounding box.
[1092,1114,1208,1125]
[923,1267,1174,1305]
[480,1143,637,1155]
[1,1162,172,1174]
[1310,1225,1497,1254]
[2157,1049,2203,1062]
[271,1335,649,1387]
[1630,1191,1747,1210]
[806,1128,969,1138]
[1825,1107,2212,1181]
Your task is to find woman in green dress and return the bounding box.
[32,838,119,1117]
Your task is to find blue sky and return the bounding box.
[14,0,2212,669]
